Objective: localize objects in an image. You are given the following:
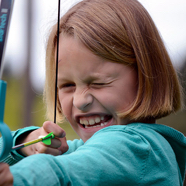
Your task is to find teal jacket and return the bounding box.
[1,123,186,185]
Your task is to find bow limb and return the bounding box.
[0,80,13,160]
[0,0,15,160]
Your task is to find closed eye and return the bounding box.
[90,83,108,89]
[60,83,75,89]
[91,81,113,88]
[92,83,105,86]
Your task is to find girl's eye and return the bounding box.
[60,83,75,89]
[92,83,105,85]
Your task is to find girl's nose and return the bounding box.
[73,90,93,111]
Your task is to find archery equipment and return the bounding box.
[0,0,14,161]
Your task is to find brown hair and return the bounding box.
[44,0,182,123]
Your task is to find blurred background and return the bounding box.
[1,0,186,140]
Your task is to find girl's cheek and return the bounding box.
[60,95,72,113]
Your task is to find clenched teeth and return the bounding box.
[84,122,108,128]
[80,116,105,126]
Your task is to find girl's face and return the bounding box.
[58,36,138,142]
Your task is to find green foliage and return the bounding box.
[4,78,23,131]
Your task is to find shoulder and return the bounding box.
[86,124,153,157]
[82,124,180,184]
[88,124,155,149]
[91,123,175,148]
[88,123,179,158]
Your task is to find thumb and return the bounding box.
[43,121,66,138]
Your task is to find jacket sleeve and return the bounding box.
[0,125,83,165]
[0,126,39,165]
[9,126,151,186]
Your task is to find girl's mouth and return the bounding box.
[78,115,113,129]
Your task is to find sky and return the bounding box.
[2,0,186,91]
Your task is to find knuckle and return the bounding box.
[37,144,48,153]
[42,122,49,129]
[59,144,69,154]
[64,144,69,152]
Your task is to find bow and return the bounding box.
[0,0,61,160]
[0,0,14,161]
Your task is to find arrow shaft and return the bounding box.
[12,134,54,151]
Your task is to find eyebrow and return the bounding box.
[84,73,104,81]
[58,73,106,83]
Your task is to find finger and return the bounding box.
[39,134,63,148]
[35,144,62,156]
[43,121,66,138]
[0,163,8,172]
[49,138,62,148]
[37,137,62,150]
[0,163,13,186]
[58,137,69,154]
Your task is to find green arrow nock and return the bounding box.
[42,132,55,145]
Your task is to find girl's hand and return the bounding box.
[17,121,69,156]
[0,163,13,186]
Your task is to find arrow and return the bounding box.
[12,132,55,151]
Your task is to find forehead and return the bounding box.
[58,37,109,72]
[57,36,134,82]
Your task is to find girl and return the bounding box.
[0,0,186,185]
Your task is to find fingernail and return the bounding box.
[61,132,66,138]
